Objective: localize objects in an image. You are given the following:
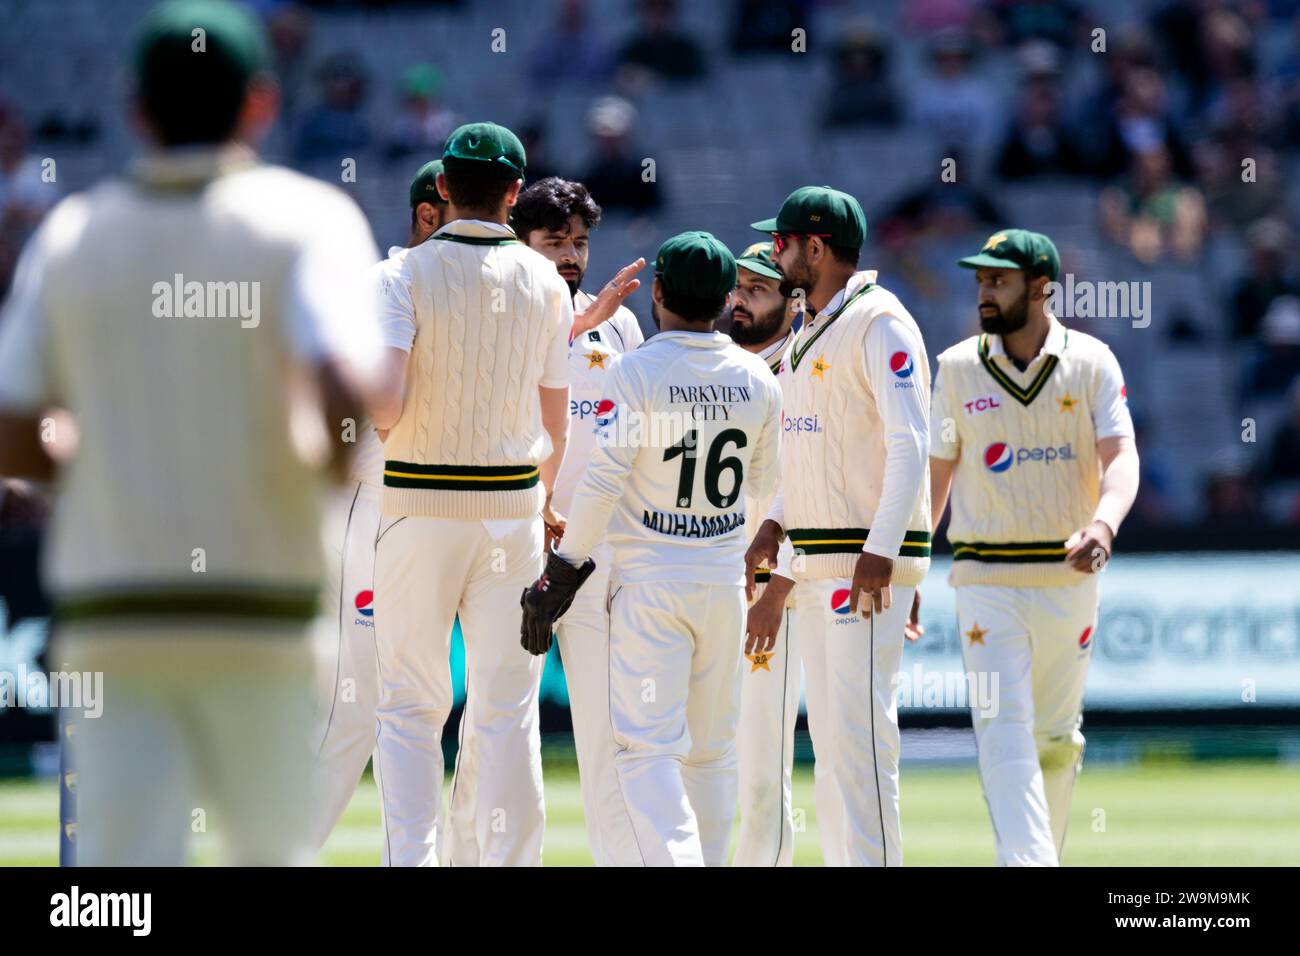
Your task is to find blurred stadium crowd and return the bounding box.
[1,0,1299,537]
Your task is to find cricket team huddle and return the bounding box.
[0,1,1140,867]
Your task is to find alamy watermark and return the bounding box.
[1045,274,1151,329]
[0,665,102,718]
[892,664,999,718]
[151,274,261,328]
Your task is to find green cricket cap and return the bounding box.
[409,159,446,207]
[133,0,269,100]
[750,185,867,249]
[958,228,1060,282]
[443,122,526,175]
[655,231,737,301]
[735,240,782,281]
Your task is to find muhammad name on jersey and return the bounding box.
[641,509,746,539]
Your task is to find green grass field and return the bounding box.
[1,758,1297,865]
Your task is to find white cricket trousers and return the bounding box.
[60,625,318,866]
[553,543,639,866]
[373,513,545,867]
[605,578,747,867]
[311,481,384,850]
[955,578,1099,867]
[733,605,800,867]
[795,579,916,867]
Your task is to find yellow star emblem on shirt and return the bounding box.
[1058,393,1077,413]
[811,356,830,380]
[584,350,607,370]
[965,621,987,646]
[746,652,773,673]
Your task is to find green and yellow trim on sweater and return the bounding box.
[787,527,932,559]
[383,461,539,491]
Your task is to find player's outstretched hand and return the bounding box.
[745,519,784,601]
[542,501,566,553]
[571,258,645,338]
[520,551,597,655]
[850,551,893,616]
[1064,519,1113,573]
[904,590,923,642]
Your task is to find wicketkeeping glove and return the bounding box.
[520,551,597,655]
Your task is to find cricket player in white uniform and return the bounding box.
[312,160,451,851]
[726,241,803,867]
[512,177,646,865]
[369,123,572,867]
[0,0,385,865]
[522,232,783,867]
[747,187,932,867]
[927,229,1139,866]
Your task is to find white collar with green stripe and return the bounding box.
[431,218,519,245]
[985,313,1068,364]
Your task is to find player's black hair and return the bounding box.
[661,290,728,325]
[440,156,521,215]
[510,178,603,242]
[829,244,861,267]
[137,54,251,146]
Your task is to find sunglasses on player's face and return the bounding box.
[771,232,831,256]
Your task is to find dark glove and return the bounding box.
[520,550,597,655]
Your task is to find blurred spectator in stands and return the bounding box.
[1099,142,1206,264]
[615,0,706,88]
[1243,297,1300,400]
[294,52,371,164]
[529,0,613,87]
[876,147,1005,245]
[1188,7,1257,121]
[1261,378,1300,484]
[0,101,58,299]
[385,64,458,161]
[822,20,901,130]
[902,0,978,36]
[519,119,561,186]
[1229,218,1299,341]
[979,0,1087,51]
[1272,9,1300,146]
[912,28,995,153]
[1126,415,1178,527]
[993,41,1089,179]
[1091,67,1194,180]
[579,96,661,214]
[262,2,313,126]
[1202,449,1262,524]
[1193,81,1285,232]
[730,0,805,56]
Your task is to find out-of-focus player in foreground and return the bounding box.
[0,0,384,864]
[727,241,803,867]
[521,232,783,866]
[370,123,572,866]
[311,160,450,851]
[927,229,1139,865]
[747,187,932,867]
[512,177,644,865]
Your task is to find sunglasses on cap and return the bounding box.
[771,232,832,256]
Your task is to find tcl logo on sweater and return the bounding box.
[983,441,1077,472]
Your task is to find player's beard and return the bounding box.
[559,264,584,297]
[727,299,786,347]
[979,290,1031,335]
[777,248,814,301]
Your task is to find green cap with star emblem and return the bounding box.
[958,228,1060,281]
[735,240,783,280]
[443,122,526,175]
[408,159,446,207]
[751,185,867,248]
[655,231,737,301]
